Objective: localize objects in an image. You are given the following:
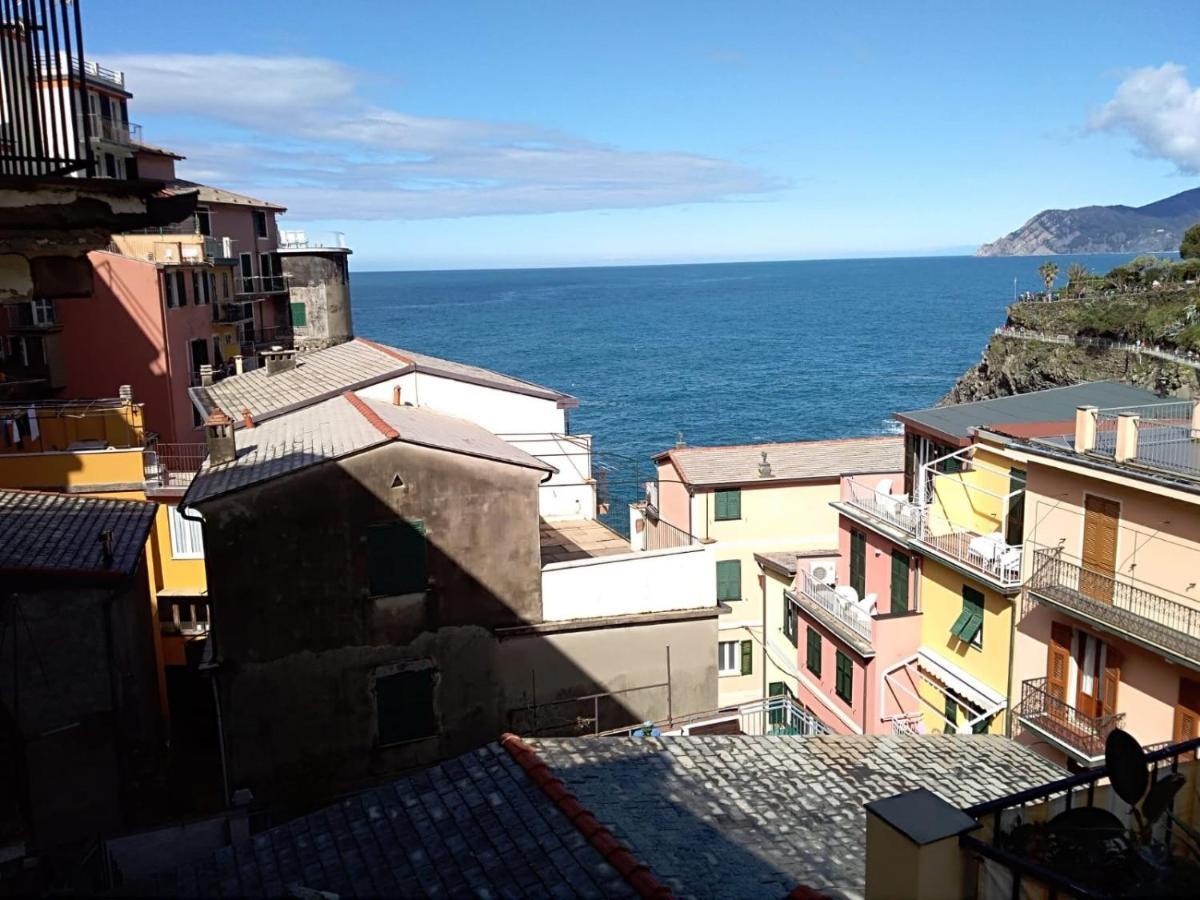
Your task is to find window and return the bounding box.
[718,640,740,676]
[253,209,269,238]
[835,651,853,703]
[167,505,204,559]
[195,207,212,236]
[223,272,231,298]
[714,489,741,521]
[1005,468,1027,547]
[972,714,992,735]
[290,301,308,328]
[890,551,910,614]
[782,594,798,646]
[716,559,741,601]
[944,696,958,734]
[375,663,437,745]
[239,252,253,292]
[366,519,427,597]
[850,530,866,597]
[104,152,117,178]
[260,252,275,290]
[30,298,54,326]
[951,586,985,647]
[806,627,821,676]
[192,270,204,305]
[164,272,178,308]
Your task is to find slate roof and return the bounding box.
[531,734,1066,899]
[755,549,839,578]
[0,489,156,577]
[183,394,552,506]
[896,381,1162,444]
[162,178,286,211]
[147,742,635,898]
[190,338,575,427]
[657,435,902,487]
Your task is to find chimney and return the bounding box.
[675,431,686,449]
[758,450,773,478]
[233,355,245,376]
[241,407,255,429]
[1114,412,1140,463]
[118,384,133,404]
[1073,406,1098,453]
[261,347,298,376]
[199,363,214,387]
[392,385,402,406]
[204,407,237,466]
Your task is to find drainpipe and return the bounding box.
[761,570,768,703]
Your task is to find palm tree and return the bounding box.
[1038,261,1060,300]
[1066,262,1089,297]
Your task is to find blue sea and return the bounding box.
[352,254,1131,484]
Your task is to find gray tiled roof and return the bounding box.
[660,435,902,487]
[190,338,575,427]
[0,489,156,576]
[897,381,1162,443]
[184,395,552,507]
[150,742,635,898]
[162,178,286,210]
[530,735,1065,899]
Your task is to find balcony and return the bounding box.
[791,570,873,649]
[236,275,288,295]
[843,477,923,537]
[159,597,209,636]
[110,233,237,266]
[5,303,58,332]
[600,695,831,738]
[278,230,349,251]
[87,114,142,146]
[1028,548,1200,667]
[917,528,1023,589]
[145,444,207,491]
[37,54,125,89]
[1015,676,1124,763]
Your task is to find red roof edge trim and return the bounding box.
[342,391,399,440]
[355,337,416,366]
[499,733,675,899]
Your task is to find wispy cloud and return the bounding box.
[108,53,785,221]
[1089,62,1200,174]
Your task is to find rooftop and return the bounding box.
[0,489,156,577]
[656,435,902,488]
[540,518,631,565]
[755,549,838,578]
[153,734,1065,899]
[896,381,1161,444]
[161,178,286,211]
[190,338,576,427]
[183,394,552,507]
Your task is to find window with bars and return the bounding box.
[714,489,741,521]
[951,586,985,647]
[835,651,853,703]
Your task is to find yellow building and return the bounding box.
[0,394,210,713]
[651,437,903,706]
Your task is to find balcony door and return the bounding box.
[1081,495,1119,603]
[1174,678,1200,744]
[1072,631,1120,721]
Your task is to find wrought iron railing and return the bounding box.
[1029,548,1200,661]
[1,0,93,176]
[144,443,207,488]
[791,572,873,641]
[1015,677,1124,760]
[844,477,923,536]
[643,514,696,551]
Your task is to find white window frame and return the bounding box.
[718,640,740,676]
[31,298,54,325]
[167,505,205,560]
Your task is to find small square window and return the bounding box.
[375,664,437,746]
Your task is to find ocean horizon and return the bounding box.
[351,253,1135,490]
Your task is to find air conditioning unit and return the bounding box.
[809,560,836,586]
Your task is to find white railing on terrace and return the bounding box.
[920,529,1023,587]
[39,54,125,87]
[278,230,349,250]
[87,113,141,145]
[792,571,873,640]
[844,477,923,535]
[888,712,925,735]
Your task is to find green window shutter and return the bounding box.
[716,560,741,601]
[367,520,427,597]
[835,652,853,703]
[783,594,798,646]
[850,531,866,597]
[890,552,910,614]
[944,697,958,734]
[740,639,753,676]
[290,301,308,327]
[715,489,741,521]
[806,627,822,676]
[953,586,985,646]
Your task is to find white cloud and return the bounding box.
[107,53,784,221]
[1090,63,1200,174]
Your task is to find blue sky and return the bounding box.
[87,1,1200,270]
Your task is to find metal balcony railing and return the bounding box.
[1,2,93,176]
[1014,677,1124,760]
[918,529,1024,588]
[792,572,873,641]
[144,443,207,488]
[1029,548,1200,664]
[87,113,141,145]
[278,230,348,250]
[642,515,697,551]
[844,477,923,535]
[237,275,287,294]
[598,695,831,738]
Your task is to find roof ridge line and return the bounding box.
[666,434,900,454]
[342,392,399,440]
[355,337,416,366]
[498,733,674,899]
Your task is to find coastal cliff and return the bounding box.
[942,292,1200,404]
[976,187,1200,256]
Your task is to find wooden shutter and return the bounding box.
[1100,645,1122,718]
[716,560,741,601]
[850,531,866,597]
[806,627,822,676]
[740,639,753,676]
[1046,622,1072,703]
[1174,678,1200,744]
[1082,496,1119,603]
[290,301,308,327]
[890,552,909,614]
